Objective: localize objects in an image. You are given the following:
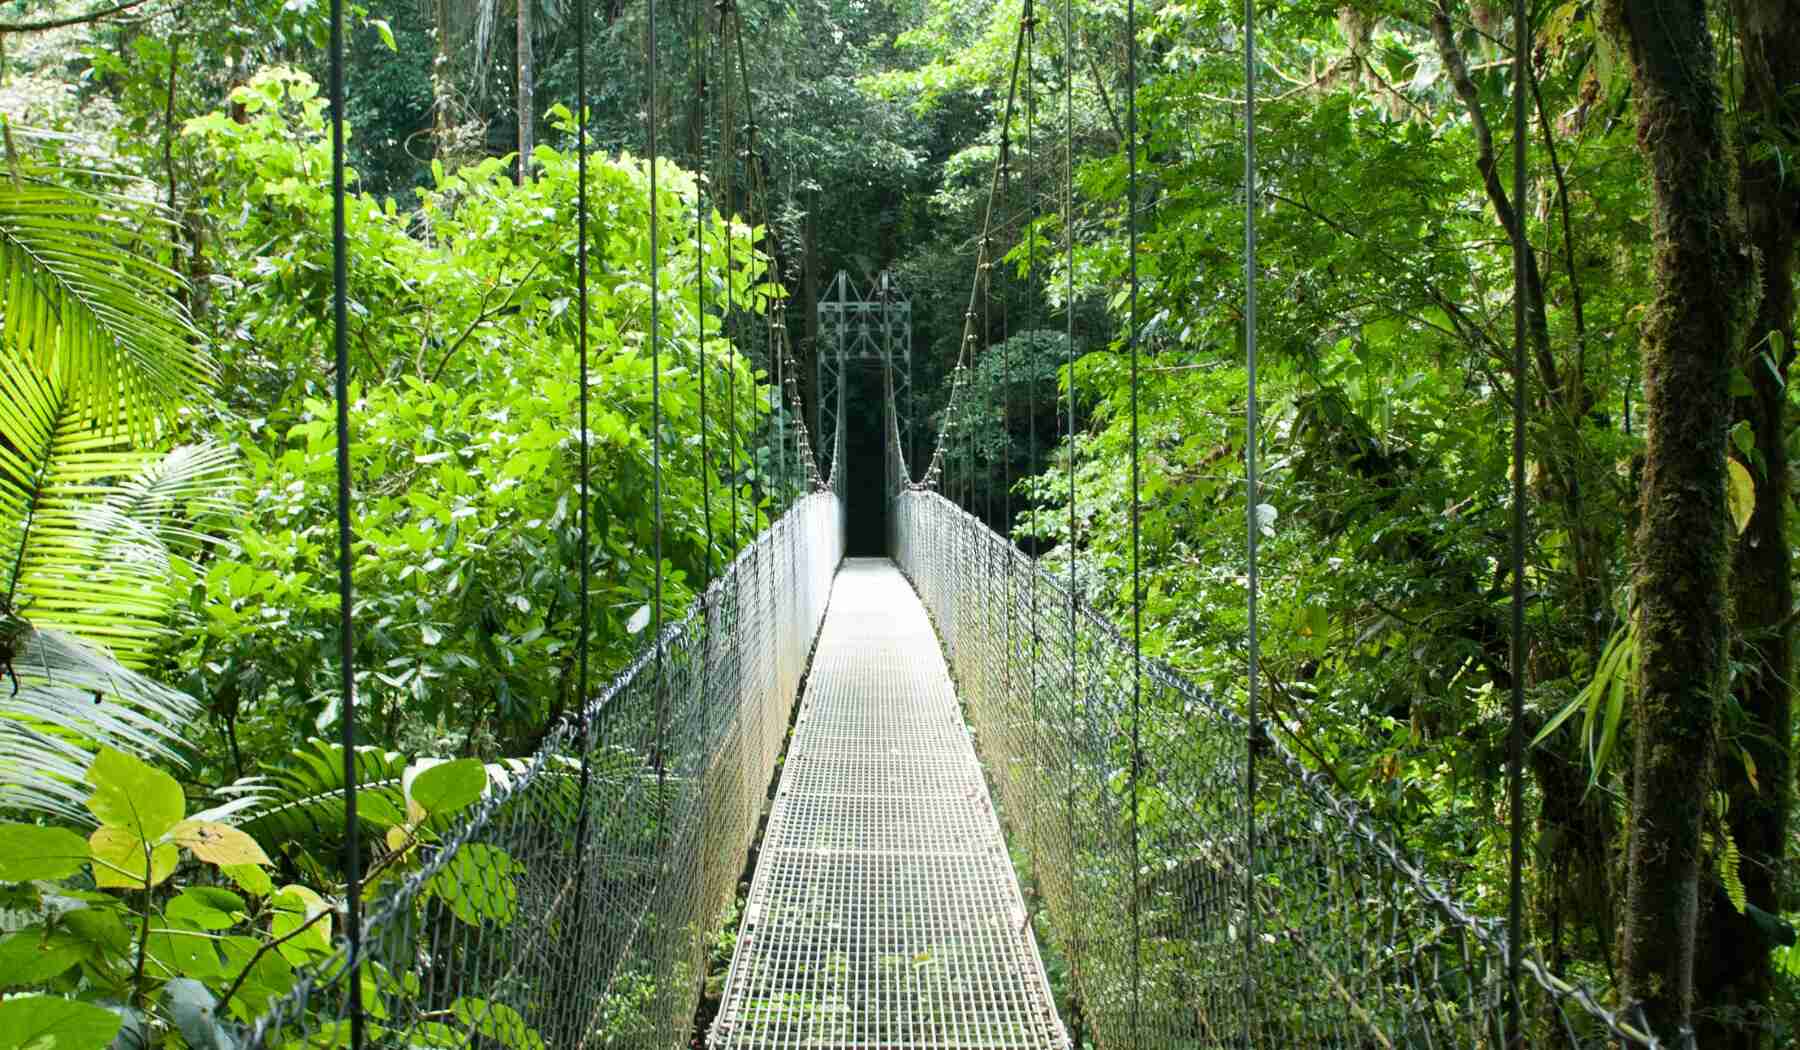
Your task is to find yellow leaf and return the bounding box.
[171,821,271,867]
[1728,459,1756,534]
[89,826,177,889]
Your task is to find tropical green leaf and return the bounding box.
[224,739,411,844]
[0,173,209,436]
[0,994,122,1050]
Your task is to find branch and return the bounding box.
[1427,3,1560,400]
[1267,189,1503,356]
[426,255,550,383]
[1527,45,1591,409]
[1079,32,1125,144]
[0,0,155,31]
[217,906,332,1013]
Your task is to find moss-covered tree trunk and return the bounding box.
[1693,2,1799,1044]
[1606,0,1751,1035]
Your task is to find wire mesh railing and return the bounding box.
[891,483,1663,1049]
[886,377,1660,1049]
[244,414,844,1050]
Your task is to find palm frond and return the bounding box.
[92,441,240,554]
[0,177,210,435]
[222,738,412,843]
[0,625,201,822]
[0,350,173,666]
[221,739,652,846]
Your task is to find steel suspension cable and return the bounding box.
[647,0,667,839]
[1242,0,1261,1029]
[1060,0,1081,1019]
[565,0,600,1019]
[695,0,715,580]
[921,18,1032,491]
[719,7,742,546]
[327,0,363,1042]
[1024,8,1038,548]
[1125,0,1142,1036]
[1506,0,1529,1041]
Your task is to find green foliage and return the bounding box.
[178,69,783,758]
[0,995,123,1050]
[0,134,229,821]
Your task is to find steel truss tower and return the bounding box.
[816,270,913,478]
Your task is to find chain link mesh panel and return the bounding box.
[876,363,1665,1048]
[245,477,843,1050]
[891,474,1663,1049]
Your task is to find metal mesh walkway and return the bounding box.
[710,558,1069,1049]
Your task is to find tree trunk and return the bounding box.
[1693,2,1799,1045]
[516,0,533,183]
[1607,0,1752,1036]
[433,0,455,162]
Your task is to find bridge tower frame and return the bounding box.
[816,270,912,478]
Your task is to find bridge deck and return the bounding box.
[710,558,1068,1049]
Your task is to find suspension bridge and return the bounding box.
[238,0,1682,1042]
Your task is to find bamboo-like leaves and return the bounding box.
[0,180,209,436]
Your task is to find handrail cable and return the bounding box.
[1241,0,1261,1028]
[918,16,1033,491]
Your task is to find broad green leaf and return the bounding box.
[369,18,398,51]
[1730,420,1756,459]
[409,759,485,817]
[146,920,224,980]
[171,821,272,867]
[0,931,85,987]
[1747,903,1798,948]
[221,863,274,898]
[217,936,294,1020]
[62,904,132,953]
[162,978,233,1050]
[88,826,178,889]
[0,823,89,881]
[1728,458,1756,534]
[85,748,185,841]
[0,995,123,1050]
[449,997,543,1050]
[427,844,520,926]
[166,887,247,930]
[270,885,332,963]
